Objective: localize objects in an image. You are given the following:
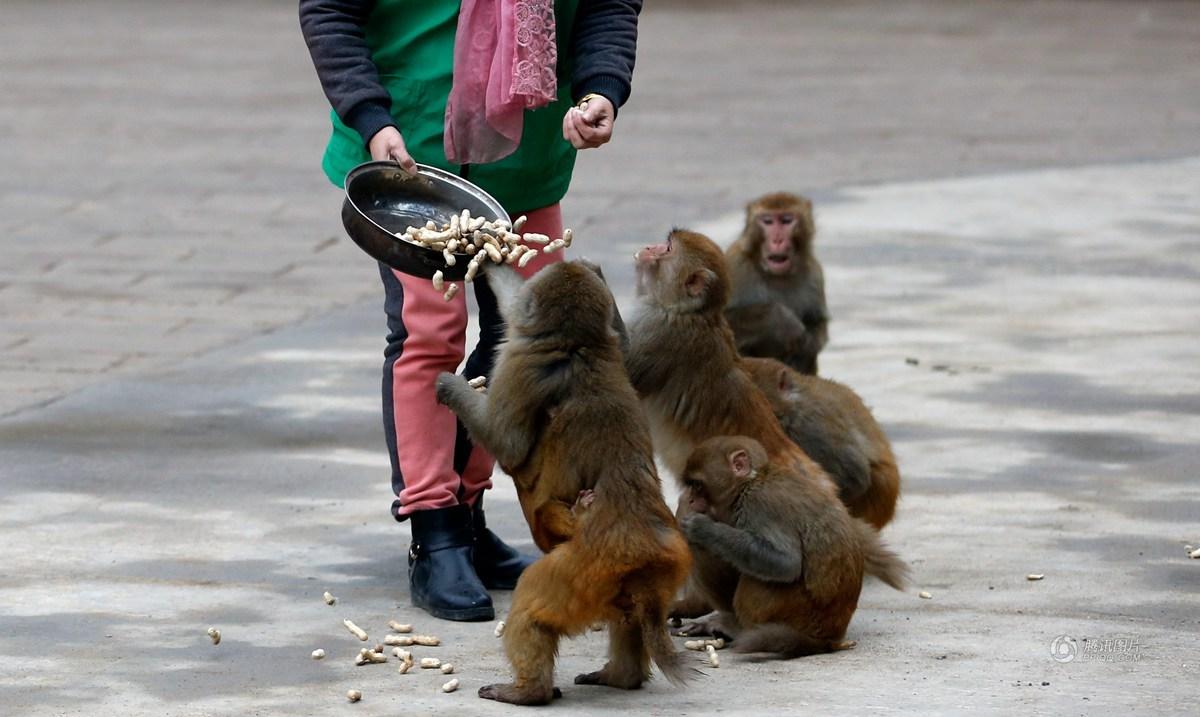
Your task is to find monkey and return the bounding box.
[740,357,901,530]
[678,435,908,657]
[724,192,829,375]
[625,229,848,622]
[435,261,692,705]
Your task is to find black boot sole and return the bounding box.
[412,596,495,622]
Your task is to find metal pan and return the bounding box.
[341,161,510,280]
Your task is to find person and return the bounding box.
[299,0,643,621]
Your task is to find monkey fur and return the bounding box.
[627,229,851,622]
[679,435,908,657]
[741,357,901,530]
[436,262,692,705]
[725,192,829,375]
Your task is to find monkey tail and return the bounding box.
[640,611,698,686]
[732,623,853,658]
[859,457,901,530]
[857,521,910,591]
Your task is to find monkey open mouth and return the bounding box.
[637,236,673,262]
[764,253,792,273]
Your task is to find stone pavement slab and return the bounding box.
[1,156,1197,715]
[3,0,1199,416]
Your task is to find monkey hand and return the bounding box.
[679,512,714,543]
[571,489,596,516]
[434,372,468,409]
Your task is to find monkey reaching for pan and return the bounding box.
[741,357,901,530]
[678,435,908,657]
[725,192,829,375]
[435,261,692,705]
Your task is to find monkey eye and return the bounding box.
[778,214,796,225]
[758,217,775,226]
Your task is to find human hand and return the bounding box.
[368,126,417,175]
[562,94,616,150]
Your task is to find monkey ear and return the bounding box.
[776,368,793,394]
[728,449,752,478]
[685,269,716,298]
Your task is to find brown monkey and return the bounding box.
[725,192,829,375]
[436,261,692,705]
[679,436,908,657]
[741,357,901,530]
[626,229,842,621]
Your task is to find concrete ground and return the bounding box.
[1,1,1198,715]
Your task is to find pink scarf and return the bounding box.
[444,0,559,165]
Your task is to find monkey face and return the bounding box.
[634,230,729,312]
[755,212,799,276]
[743,192,814,277]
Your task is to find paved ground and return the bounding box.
[2,1,1199,715]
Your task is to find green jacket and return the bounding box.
[321,0,581,212]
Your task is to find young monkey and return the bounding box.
[679,436,908,657]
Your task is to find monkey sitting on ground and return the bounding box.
[626,229,868,624]
[435,261,692,705]
[725,192,829,375]
[741,357,901,530]
[678,436,908,657]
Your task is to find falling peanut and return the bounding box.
[443,248,456,266]
[442,678,460,693]
[517,248,539,268]
[706,644,719,668]
[512,215,528,233]
[521,232,550,245]
[467,376,487,389]
[346,689,362,703]
[543,238,566,254]
[398,653,415,674]
[562,228,573,247]
[919,591,932,599]
[206,627,221,645]
[432,270,444,291]
[442,282,459,302]
[311,649,326,660]
[392,647,411,660]
[440,663,455,674]
[343,619,369,641]
[494,620,506,638]
[464,258,482,282]
[388,621,413,634]
[420,657,442,669]
[322,591,337,606]
[1190,548,1200,560]
[1026,573,1045,581]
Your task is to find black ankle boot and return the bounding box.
[472,498,537,590]
[408,506,495,622]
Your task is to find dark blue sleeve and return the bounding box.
[570,0,644,110]
[299,0,395,146]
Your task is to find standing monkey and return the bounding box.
[725,192,829,375]
[436,262,692,705]
[741,357,901,530]
[679,436,908,657]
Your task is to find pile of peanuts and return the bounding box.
[396,210,574,301]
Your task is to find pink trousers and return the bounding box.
[380,204,564,518]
